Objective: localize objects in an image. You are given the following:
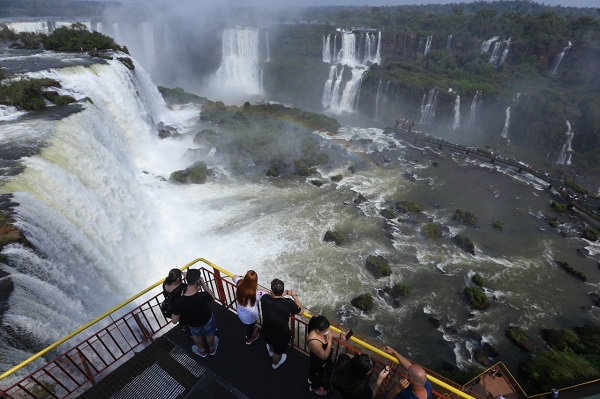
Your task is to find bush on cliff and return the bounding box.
[42,23,125,52]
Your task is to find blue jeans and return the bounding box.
[189,312,217,336]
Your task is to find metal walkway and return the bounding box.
[76,302,315,399]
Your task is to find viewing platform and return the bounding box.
[2,259,598,398]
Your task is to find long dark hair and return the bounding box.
[332,354,373,396]
[307,315,330,334]
[164,268,182,285]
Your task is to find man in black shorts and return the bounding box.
[260,278,303,369]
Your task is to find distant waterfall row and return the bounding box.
[321,29,381,115]
[480,36,511,67]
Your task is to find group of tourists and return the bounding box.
[161,268,433,399]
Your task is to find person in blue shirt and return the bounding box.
[382,346,432,399]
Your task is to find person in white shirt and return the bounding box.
[233,270,266,345]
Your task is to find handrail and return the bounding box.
[0,257,226,381]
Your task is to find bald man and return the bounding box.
[382,346,433,399]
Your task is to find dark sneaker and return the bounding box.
[192,345,207,358]
[246,329,260,345]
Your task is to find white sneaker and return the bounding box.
[266,344,274,357]
[272,353,287,369]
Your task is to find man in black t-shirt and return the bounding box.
[260,278,303,369]
[171,269,218,357]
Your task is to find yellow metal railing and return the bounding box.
[1,258,475,399]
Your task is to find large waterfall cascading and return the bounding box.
[418,88,439,125]
[556,120,574,165]
[207,27,264,104]
[451,95,461,130]
[0,59,173,372]
[321,29,380,115]
[501,106,511,140]
[550,41,572,76]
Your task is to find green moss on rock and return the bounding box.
[395,200,422,213]
[453,209,477,226]
[506,326,538,352]
[422,223,442,239]
[453,234,475,255]
[323,230,343,245]
[464,286,490,310]
[351,293,374,312]
[365,255,392,278]
[169,161,211,184]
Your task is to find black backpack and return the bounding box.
[160,283,187,319]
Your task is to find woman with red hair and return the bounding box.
[233,270,266,345]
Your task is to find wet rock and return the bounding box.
[427,317,441,329]
[473,348,490,366]
[323,230,343,245]
[365,255,392,278]
[353,194,367,205]
[351,293,374,312]
[506,326,538,352]
[157,122,178,139]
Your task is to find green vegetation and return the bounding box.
[390,283,411,298]
[42,23,125,53]
[350,293,374,312]
[169,161,211,184]
[463,286,490,310]
[452,209,478,226]
[581,228,598,242]
[0,211,27,250]
[453,234,475,255]
[520,347,600,393]
[422,223,443,239]
[158,86,207,106]
[547,216,559,228]
[492,220,504,230]
[365,254,392,278]
[0,78,61,110]
[330,174,343,182]
[555,260,587,282]
[551,201,568,212]
[507,326,538,352]
[395,200,422,213]
[323,230,343,245]
[380,208,396,219]
[471,273,485,287]
[196,100,338,177]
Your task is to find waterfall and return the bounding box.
[321,65,338,108]
[446,35,452,49]
[207,27,264,103]
[550,41,572,76]
[0,58,179,371]
[322,29,380,115]
[374,79,389,122]
[480,36,499,53]
[498,38,511,66]
[323,35,331,63]
[418,88,439,125]
[424,35,433,56]
[265,29,271,62]
[501,106,510,140]
[556,120,575,165]
[468,90,482,126]
[452,95,461,130]
[489,42,502,64]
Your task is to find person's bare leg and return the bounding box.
[206,334,215,348]
[192,335,204,351]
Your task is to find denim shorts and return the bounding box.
[189,313,217,336]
